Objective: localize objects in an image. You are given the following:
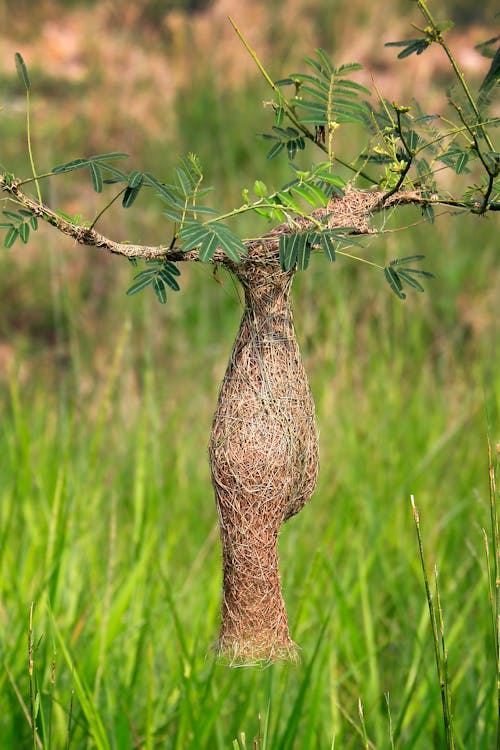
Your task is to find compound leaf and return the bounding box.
[179,220,246,262]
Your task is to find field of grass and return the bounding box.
[1,2,499,748]
[1,213,498,749]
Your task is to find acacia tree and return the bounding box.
[1,2,498,663]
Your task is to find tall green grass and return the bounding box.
[1,8,499,745]
[0,209,498,747]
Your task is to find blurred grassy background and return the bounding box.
[0,1,499,748]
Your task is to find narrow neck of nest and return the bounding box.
[237,266,294,319]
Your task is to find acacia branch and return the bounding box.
[0,173,205,262]
[1,172,494,268]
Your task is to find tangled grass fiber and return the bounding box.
[207,188,407,663]
[209,243,319,664]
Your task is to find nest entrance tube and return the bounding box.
[209,258,319,663]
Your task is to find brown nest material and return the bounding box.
[209,253,319,664]
[208,187,404,664]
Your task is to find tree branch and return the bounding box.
[0,173,206,262]
[1,172,493,269]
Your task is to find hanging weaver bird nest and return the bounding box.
[1,171,421,664]
[208,188,401,663]
[210,244,319,664]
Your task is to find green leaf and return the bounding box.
[275,106,285,126]
[293,98,327,114]
[189,205,219,216]
[253,180,268,198]
[476,35,500,58]
[315,170,346,190]
[164,261,181,276]
[389,255,425,266]
[293,184,327,207]
[18,222,30,243]
[52,158,89,174]
[336,78,371,95]
[275,77,295,87]
[336,62,363,74]
[279,234,295,270]
[0,222,13,229]
[89,152,129,162]
[422,203,435,223]
[4,226,18,248]
[455,151,469,174]
[128,170,144,189]
[297,84,328,103]
[126,275,155,296]
[385,38,431,58]
[276,191,303,213]
[267,141,285,160]
[305,183,329,206]
[287,140,298,159]
[129,269,158,281]
[158,268,180,291]
[279,233,310,271]
[161,209,183,222]
[14,52,30,90]
[289,73,329,91]
[179,220,246,263]
[321,233,336,261]
[143,173,173,198]
[385,256,434,297]
[152,278,167,304]
[316,48,335,76]
[384,267,406,299]
[100,164,128,181]
[123,184,141,208]
[296,233,311,270]
[89,162,103,193]
[175,167,192,196]
[479,46,500,94]
[397,269,424,292]
[29,215,38,231]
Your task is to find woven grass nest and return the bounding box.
[210,243,319,664]
[209,188,411,664]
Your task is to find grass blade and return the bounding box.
[411,495,455,750]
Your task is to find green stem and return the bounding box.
[229,17,377,185]
[89,188,126,230]
[206,197,324,230]
[26,91,42,204]
[335,249,383,270]
[382,109,414,202]
[18,171,67,186]
[415,0,494,152]
[411,496,456,749]
[487,439,500,748]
